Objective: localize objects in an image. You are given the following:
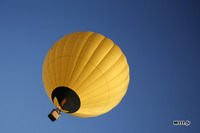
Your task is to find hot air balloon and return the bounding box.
[42,31,130,121]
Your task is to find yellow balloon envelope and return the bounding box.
[42,31,130,119]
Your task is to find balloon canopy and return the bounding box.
[42,31,130,119]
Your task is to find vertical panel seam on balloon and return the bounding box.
[72,39,114,91]
[72,36,106,90]
[74,44,116,97]
[59,38,68,85]
[102,49,127,111]
[64,33,94,87]
[42,55,51,96]
[77,46,121,96]
[62,34,77,86]
[60,37,71,85]
[65,32,83,86]
[54,41,60,88]
[80,53,125,106]
[47,49,55,95]
[66,32,85,86]
[81,58,126,101]
[67,32,94,87]
[50,43,57,90]
[69,32,95,88]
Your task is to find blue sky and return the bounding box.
[0,0,199,133]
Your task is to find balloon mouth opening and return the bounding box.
[51,86,81,113]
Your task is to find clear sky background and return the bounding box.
[0,0,199,133]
